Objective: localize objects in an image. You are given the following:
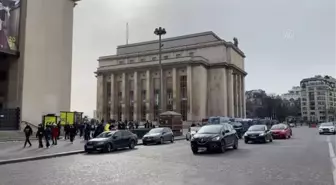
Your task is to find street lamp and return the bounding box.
[154,27,167,115]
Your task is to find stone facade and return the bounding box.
[96,32,247,121]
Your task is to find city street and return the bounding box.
[0,127,334,185]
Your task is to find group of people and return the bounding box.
[22,119,157,148]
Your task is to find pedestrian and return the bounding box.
[64,124,70,140]
[69,125,76,143]
[84,123,91,141]
[51,124,59,145]
[23,122,33,148]
[79,123,84,138]
[44,125,51,148]
[36,124,44,148]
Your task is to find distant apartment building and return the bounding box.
[281,86,301,101]
[300,75,336,122]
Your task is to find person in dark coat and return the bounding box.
[84,123,91,141]
[64,124,70,140]
[79,123,84,138]
[93,123,104,138]
[44,125,51,148]
[23,123,33,148]
[36,124,45,148]
[69,125,76,143]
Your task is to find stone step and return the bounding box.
[0,131,37,142]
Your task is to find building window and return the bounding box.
[164,55,169,60]
[141,105,146,121]
[129,104,134,121]
[167,89,173,111]
[117,105,122,121]
[152,57,157,61]
[180,75,187,120]
[118,60,124,65]
[176,53,181,58]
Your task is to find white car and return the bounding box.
[186,127,201,141]
[319,122,336,135]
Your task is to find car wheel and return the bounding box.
[160,137,164,144]
[129,140,135,149]
[264,137,268,143]
[219,140,226,153]
[288,135,291,139]
[171,136,174,143]
[233,139,238,149]
[191,147,198,154]
[333,132,336,135]
[244,139,249,144]
[105,143,112,153]
[269,137,273,142]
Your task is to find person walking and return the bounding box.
[69,125,76,143]
[23,123,33,148]
[44,125,51,148]
[51,124,59,145]
[36,124,45,148]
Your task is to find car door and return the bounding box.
[121,131,131,147]
[113,131,123,148]
[222,124,233,145]
[162,128,170,141]
[227,124,236,145]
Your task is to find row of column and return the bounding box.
[97,68,189,121]
[227,69,245,118]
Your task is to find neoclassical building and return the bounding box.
[96,31,247,121]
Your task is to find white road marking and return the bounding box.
[327,136,336,185]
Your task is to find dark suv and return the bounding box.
[190,123,238,154]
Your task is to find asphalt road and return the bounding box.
[0,127,334,185]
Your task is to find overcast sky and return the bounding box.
[71,0,336,117]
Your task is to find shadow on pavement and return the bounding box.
[83,148,138,155]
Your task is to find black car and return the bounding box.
[229,122,244,139]
[190,123,238,154]
[142,127,174,145]
[244,125,272,144]
[85,130,138,153]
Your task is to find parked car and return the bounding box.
[244,125,273,144]
[270,124,292,139]
[319,122,336,135]
[142,127,174,145]
[84,130,138,153]
[186,126,201,141]
[190,123,238,154]
[229,122,244,139]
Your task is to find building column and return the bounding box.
[227,69,234,117]
[241,75,246,118]
[172,68,179,112]
[222,69,228,116]
[133,71,138,121]
[110,73,116,120]
[145,70,151,120]
[236,74,241,117]
[96,75,104,120]
[187,66,193,120]
[238,74,243,118]
[121,73,126,121]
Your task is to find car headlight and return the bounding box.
[212,136,220,141]
[259,133,265,136]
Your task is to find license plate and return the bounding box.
[198,147,207,151]
[86,146,93,149]
[250,136,256,138]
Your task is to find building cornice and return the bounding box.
[99,40,245,62]
[96,59,247,77]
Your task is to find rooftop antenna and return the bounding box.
[126,22,129,45]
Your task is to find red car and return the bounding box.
[270,124,292,139]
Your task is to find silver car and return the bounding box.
[186,127,201,141]
[142,127,174,145]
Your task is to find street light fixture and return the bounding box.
[154,27,167,116]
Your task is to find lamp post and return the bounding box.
[154,27,167,115]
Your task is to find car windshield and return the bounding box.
[149,128,164,133]
[197,125,222,134]
[190,127,200,132]
[321,122,334,127]
[248,125,266,131]
[96,131,115,138]
[271,124,286,130]
[230,122,242,127]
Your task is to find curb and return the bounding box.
[0,137,186,165]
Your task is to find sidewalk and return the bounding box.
[0,136,185,165]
